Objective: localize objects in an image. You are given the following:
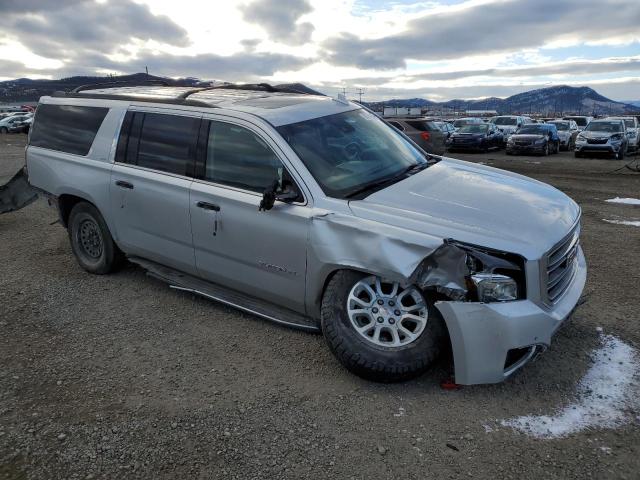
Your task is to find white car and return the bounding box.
[562,116,593,132]
[492,115,531,141]
[0,114,31,134]
[546,119,580,151]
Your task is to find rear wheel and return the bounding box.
[321,271,446,382]
[543,143,550,156]
[615,147,625,160]
[0,127,7,134]
[68,202,123,274]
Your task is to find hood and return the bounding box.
[452,132,485,138]
[580,130,618,138]
[509,134,545,141]
[348,158,580,259]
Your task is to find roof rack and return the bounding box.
[50,81,323,109]
[71,79,170,93]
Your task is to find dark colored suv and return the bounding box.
[385,117,447,155]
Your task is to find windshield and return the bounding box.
[623,119,635,129]
[277,109,426,199]
[517,125,547,135]
[453,119,471,127]
[494,117,517,126]
[565,117,588,126]
[585,121,623,133]
[549,122,569,131]
[458,124,489,134]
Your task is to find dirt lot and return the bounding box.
[1,133,639,479]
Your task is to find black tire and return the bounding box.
[616,148,625,160]
[574,152,582,158]
[321,270,447,383]
[542,143,550,156]
[68,202,123,274]
[0,127,7,134]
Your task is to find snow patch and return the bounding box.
[603,219,640,227]
[501,334,640,439]
[606,197,640,205]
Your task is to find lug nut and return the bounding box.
[389,318,396,324]
[372,307,378,313]
[377,299,384,305]
[377,317,384,323]
[394,310,401,316]
[388,300,395,306]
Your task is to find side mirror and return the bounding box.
[259,179,301,211]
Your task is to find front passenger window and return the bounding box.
[205,121,283,193]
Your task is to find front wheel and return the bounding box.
[68,202,124,274]
[0,127,7,134]
[321,271,446,382]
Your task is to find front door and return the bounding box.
[189,118,310,313]
[110,109,200,274]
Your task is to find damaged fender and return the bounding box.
[0,169,38,214]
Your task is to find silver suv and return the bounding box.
[24,85,586,385]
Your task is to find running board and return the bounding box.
[128,257,320,333]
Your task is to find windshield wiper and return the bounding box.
[344,162,429,199]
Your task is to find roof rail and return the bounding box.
[51,90,213,108]
[71,79,170,93]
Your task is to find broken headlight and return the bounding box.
[471,273,518,302]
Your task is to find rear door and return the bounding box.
[189,117,311,313]
[110,108,200,274]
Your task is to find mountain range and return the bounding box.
[0,73,638,116]
[364,85,639,116]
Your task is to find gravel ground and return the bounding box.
[1,133,639,479]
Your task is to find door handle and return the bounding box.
[196,201,220,212]
[115,180,134,189]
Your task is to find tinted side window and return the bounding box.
[406,120,436,132]
[123,112,199,176]
[30,104,108,155]
[205,121,282,193]
[387,121,404,131]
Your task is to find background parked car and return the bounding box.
[8,117,32,134]
[574,119,628,159]
[451,117,484,131]
[491,115,531,142]
[0,114,30,134]
[446,123,503,152]
[385,117,447,155]
[562,116,593,131]
[546,119,580,151]
[606,116,638,152]
[434,121,455,139]
[506,123,560,156]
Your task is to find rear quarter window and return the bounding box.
[405,121,436,132]
[29,104,108,156]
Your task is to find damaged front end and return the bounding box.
[0,169,38,214]
[409,240,526,303]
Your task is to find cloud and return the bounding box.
[341,57,640,85]
[322,0,640,69]
[241,0,315,45]
[0,0,189,60]
[59,50,313,80]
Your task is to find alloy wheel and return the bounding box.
[347,276,428,348]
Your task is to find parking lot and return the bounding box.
[1,134,639,479]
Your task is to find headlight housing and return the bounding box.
[610,133,623,141]
[534,138,546,145]
[471,273,518,302]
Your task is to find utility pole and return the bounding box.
[355,88,365,103]
[145,66,149,76]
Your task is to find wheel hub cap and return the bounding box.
[79,219,103,259]
[347,276,428,348]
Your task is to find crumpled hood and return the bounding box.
[348,158,580,259]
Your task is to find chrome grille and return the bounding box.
[587,138,607,144]
[544,223,580,304]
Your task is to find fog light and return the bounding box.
[471,273,518,302]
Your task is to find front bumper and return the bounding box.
[448,141,483,151]
[435,247,586,385]
[575,142,622,154]
[506,144,546,154]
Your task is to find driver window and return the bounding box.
[205,121,283,193]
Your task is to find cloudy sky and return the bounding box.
[1,0,639,101]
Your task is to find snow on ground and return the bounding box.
[501,333,640,439]
[603,219,640,227]
[606,197,640,205]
